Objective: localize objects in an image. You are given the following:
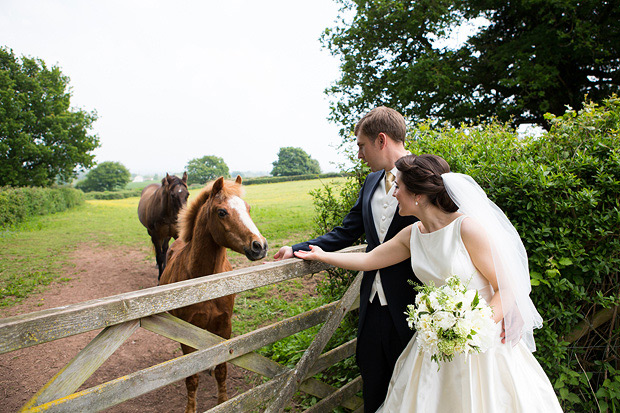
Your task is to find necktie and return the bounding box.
[385,171,395,194]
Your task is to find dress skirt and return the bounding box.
[377,323,563,412]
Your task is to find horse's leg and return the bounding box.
[152,235,165,281]
[213,362,228,404]
[160,236,171,278]
[181,344,200,413]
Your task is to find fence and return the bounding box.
[0,245,367,412]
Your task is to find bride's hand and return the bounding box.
[294,245,325,261]
[500,319,506,344]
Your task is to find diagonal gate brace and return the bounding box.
[265,271,363,412]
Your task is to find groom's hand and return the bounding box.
[274,246,294,260]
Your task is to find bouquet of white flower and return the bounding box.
[405,275,496,367]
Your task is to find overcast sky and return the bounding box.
[1,1,351,175]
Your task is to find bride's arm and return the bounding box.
[294,225,413,271]
[460,218,504,324]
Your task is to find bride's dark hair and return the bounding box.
[395,154,458,213]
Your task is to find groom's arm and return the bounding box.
[273,177,368,260]
[292,189,365,253]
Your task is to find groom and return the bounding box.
[274,106,419,412]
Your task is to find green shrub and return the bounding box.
[240,172,344,186]
[83,189,142,200]
[0,186,84,229]
[185,173,345,190]
[309,96,620,411]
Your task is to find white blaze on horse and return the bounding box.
[159,175,268,413]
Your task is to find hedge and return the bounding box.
[186,173,346,189]
[83,188,142,200]
[0,186,84,229]
[309,96,619,411]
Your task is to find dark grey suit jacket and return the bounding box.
[293,170,420,344]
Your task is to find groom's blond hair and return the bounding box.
[354,106,406,143]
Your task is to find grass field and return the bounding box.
[0,177,346,308]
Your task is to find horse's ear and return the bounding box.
[161,174,168,186]
[211,177,225,196]
[182,172,188,183]
[235,175,242,185]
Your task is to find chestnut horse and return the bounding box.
[159,176,268,413]
[138,172,189,280]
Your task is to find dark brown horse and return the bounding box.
[138,172,189,280]
[160,176,268,413]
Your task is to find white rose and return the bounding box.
[415,293,425,306]
[419,329,439,354]
[433,311,457,330]
[455,317,473,336]
[417,313,432,330]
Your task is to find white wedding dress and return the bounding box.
[377,215,563,412]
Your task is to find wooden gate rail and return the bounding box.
[0,245,363,355]
[0,245,367,412]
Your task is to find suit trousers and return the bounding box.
[357,297,406,412]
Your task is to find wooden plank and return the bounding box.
[564,305,618,343]
[305,339,356,378]
[0,245,366,355]
[21,299,353,412]
[214,354,365,413]
[22,295,360,412]
[299,377,363,412]
[300,339,363,411]
[207,353,362,412]
[207,372,290,413]
[141,309,363,410]
[23,319,305,413]
[21,320,139,410]
[265,271,364,412]
[304,376,363,413]
[141,311,360,383]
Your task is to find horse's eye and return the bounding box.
[218,209,228,217]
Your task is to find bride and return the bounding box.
[295,154,563,412]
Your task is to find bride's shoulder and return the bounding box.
[460,216,489,247]
[398,223,415,236]
[395,224,416,243]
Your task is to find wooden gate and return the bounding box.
[0,245,366,412]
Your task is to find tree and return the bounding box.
[271,147,321,176]
[185,155,230,185]
[322,0,620,133]
[75,161,130,192]
[0,47,99,187]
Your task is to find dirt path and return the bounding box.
[0,244,313,412]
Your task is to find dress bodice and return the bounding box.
[410,215,494,303]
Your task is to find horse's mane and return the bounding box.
[178,179,244,243]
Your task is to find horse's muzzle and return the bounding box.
[244,239,268,261]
